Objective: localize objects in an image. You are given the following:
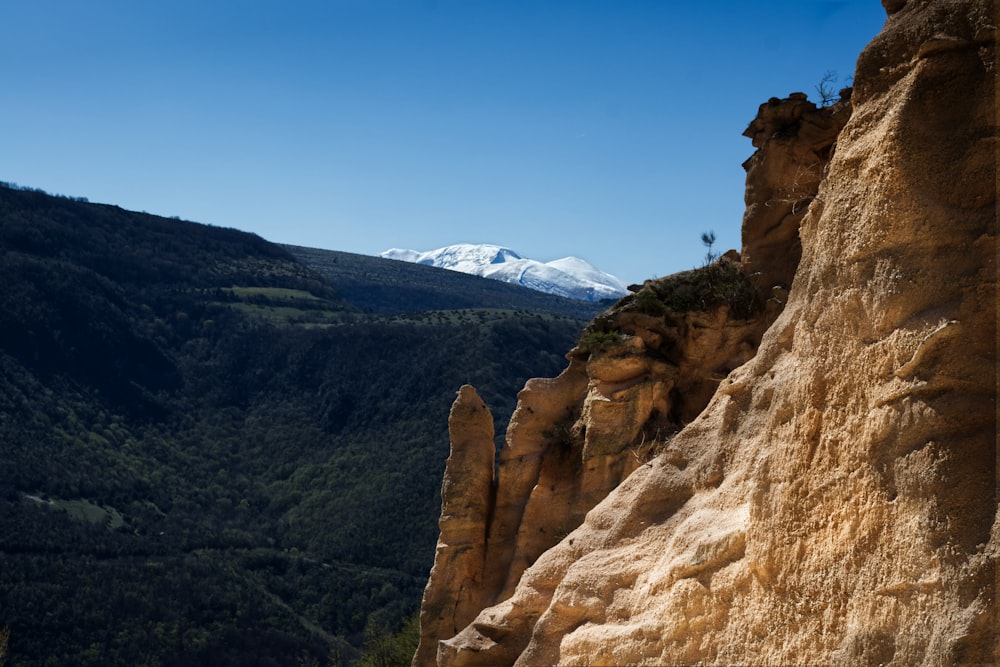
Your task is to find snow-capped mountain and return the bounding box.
[379,244,629,302]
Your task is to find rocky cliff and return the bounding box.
[415,0,997,664]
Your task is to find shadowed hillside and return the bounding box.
[0,183,593,666]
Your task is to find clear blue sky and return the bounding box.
[1,1,885,284]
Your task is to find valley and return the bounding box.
[0,183,600,666]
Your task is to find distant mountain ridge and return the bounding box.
[380,243,629,302]
[283,245,606,319]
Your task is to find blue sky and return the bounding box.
[1,1,885,284]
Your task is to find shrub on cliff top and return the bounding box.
[621,260,760,320]
[577,330,624,354]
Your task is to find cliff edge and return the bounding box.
[417,0,997,664]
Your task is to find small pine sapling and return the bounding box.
[701,230,718,265]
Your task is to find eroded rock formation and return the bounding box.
[414,260,781,665]
[415,385,496,667]
[416,92,852,667]
[741,91,852,306]
[417,0,997,664]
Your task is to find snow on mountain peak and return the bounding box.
[379,243,628,302]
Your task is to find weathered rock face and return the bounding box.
[421,0,996,664]
[741,91,852,305]
[414,260,780,664]
[417,69,857,667]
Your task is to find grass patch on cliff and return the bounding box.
[622,261,760,320]
[576,330,623,353]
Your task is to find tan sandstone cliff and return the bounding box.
[416,0,997,664]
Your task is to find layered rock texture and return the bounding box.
[415,0,997,664]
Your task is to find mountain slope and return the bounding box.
[380,244,629,302]
[0,183,593,667]
[283,244,606,319]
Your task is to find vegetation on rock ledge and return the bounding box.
[620,260,759,320]
[575,259,762,356]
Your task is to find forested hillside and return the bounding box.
[284,245,610,318]
[0,183,597,666]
